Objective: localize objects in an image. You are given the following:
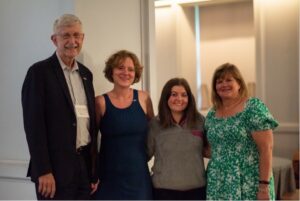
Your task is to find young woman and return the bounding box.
[147,78,207,200]
[93,50,154,200]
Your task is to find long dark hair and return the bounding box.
[158,78,201,129]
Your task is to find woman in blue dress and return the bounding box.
[93,50,154,200]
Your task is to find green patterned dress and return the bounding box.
[205,98,278,200]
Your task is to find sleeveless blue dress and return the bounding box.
[94,89,153,200]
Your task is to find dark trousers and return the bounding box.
[35,151,91,200]
[153,186,206,200]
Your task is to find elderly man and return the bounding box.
[22,14,98,200]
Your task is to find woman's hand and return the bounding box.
[257,184,270,200]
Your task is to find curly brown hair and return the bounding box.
[103,50,143,84]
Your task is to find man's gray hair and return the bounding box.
[53,14,82,34]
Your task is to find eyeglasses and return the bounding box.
[57,33,84,40]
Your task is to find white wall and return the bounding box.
[0,0,75,199]
[154,1,255,112]
[155,5,180,111]
[178,6,197,106]
[254,0,299,158]
[154,4,197,113]
[75,0,143,96]
[154,0,299,159]
[0,0,74,163]
[0,0,153,163]
[200,1,255,100]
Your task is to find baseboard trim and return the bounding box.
[0,159,30,181]
[275,123,299,133]
[0,176,30,182]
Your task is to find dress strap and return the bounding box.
[133,89,138,101]
[103,93,113,108]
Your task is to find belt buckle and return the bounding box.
[76,146,84,154]
[76,144,89,154]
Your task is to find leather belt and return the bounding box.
[76,144,90,154]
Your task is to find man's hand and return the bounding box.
[38,173,56,198]
[90,180,100,194]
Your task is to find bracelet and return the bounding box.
[259,185,269,189]
[259,180,270,184]
[258,185,269,193]
[258,188,269,193]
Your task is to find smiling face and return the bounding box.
[112,57,135,87]
[168,85,189,115]
[51,23,84,66]
[215,74,241,100]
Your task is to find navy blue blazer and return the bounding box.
[22,53,97,186]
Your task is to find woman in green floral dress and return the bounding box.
[205,63,278,200]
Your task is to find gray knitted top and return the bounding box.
[147,115,206,191]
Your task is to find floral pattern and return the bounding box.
[205,98,278,200]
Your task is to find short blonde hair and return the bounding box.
[211,63,248,109]
[53,14,82,34]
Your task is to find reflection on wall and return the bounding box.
[155,0,299,159]
[247,82,256,97]
[200,1,255,105]
[155,0,255,111]
[200,83,211,110]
